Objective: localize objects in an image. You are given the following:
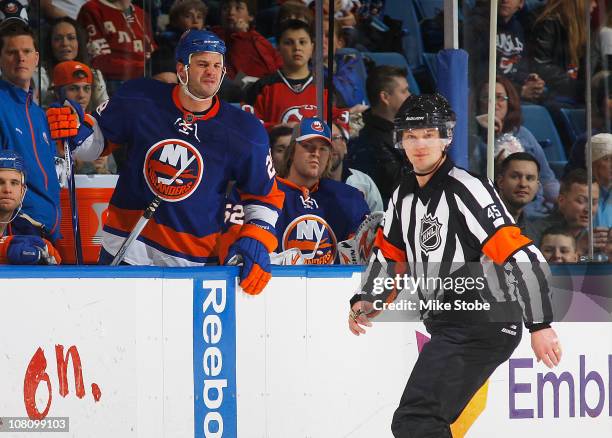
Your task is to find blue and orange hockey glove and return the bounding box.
[0,235,62,265]
[225,236,272,295]
[46,99,94,151]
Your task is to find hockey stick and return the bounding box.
[110,154,196,266]
[65,140,83,264]
[62,100,84,264]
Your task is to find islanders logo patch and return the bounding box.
[143,139,203,202]
[282,214,337,265]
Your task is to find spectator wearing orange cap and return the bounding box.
[51,60,117,175]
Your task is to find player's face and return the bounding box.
[51,22,79,62]
[401,128,446,173]
[540,234,578,264]
[177,8,205,31]
[62,81,92,111]
[558,182,599,228]
[0,169,25,216]
[271,134,291,172]
[181,52,224,99]
[279,29,313,72]
[330,123,347,171]
[0,35,39,90]
[497,160,539,209]
[290,139,331,185]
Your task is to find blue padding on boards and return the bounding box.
[435,49,469,169]
[193,272,237,438]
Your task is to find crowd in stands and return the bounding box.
[0,0,611,265]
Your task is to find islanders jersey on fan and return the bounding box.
[222,177,370,264]
[94,78,283,266]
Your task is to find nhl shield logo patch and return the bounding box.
[419,213,442,254]
[143,138,203,202]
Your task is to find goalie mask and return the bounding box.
[394,93,456,150]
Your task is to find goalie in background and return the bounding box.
[0,150,61,265]
[220,117,372,265]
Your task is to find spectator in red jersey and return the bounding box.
[78,0,156,88]
[245,19,336,129]
[211,0,282,83]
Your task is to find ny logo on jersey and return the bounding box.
[282,215,337,264]
[300,195,318,209]
[143,139,203,202]
[174,117,201,141]
[419,213,442,255]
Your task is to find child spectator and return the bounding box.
[539,226,579,263]
[78,0,156,87]
[277,0,312,27]
[50,60,117,174]
[158,0,208,51]
[0,150,62,264]
[531,169,607,255]
[211,0,282,82]
[245,19,332,128]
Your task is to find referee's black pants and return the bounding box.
[391,320,522,438]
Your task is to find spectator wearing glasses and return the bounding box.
[328,113,383,212]
[473,75,559,218]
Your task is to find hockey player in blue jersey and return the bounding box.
[221,117,370,265]
[46,29,284,295]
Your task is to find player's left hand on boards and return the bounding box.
[46,99,93,151]
[531,327,562,368]
[225,237,271,295]
[348,301,373,336]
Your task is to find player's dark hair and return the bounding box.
[277,18,314,43]
[269,125,293,148]
[559,168,597,195]
[0,21,37,53]
[366,65,408,108]
[499,152,541,176]
[44,17,89,70]
[540,225,577,250]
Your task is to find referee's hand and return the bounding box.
[531,327,562,368]
[348,301,374,336]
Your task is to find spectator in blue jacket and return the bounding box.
[473,75,559,218]
[0,21,61,241]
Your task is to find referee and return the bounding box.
[348,94,562,438]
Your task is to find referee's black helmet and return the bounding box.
[394,93,456,140]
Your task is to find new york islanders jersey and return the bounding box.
[93,78,283,266]
[222,177,370,265]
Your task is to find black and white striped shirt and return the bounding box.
[354,158,553,328]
